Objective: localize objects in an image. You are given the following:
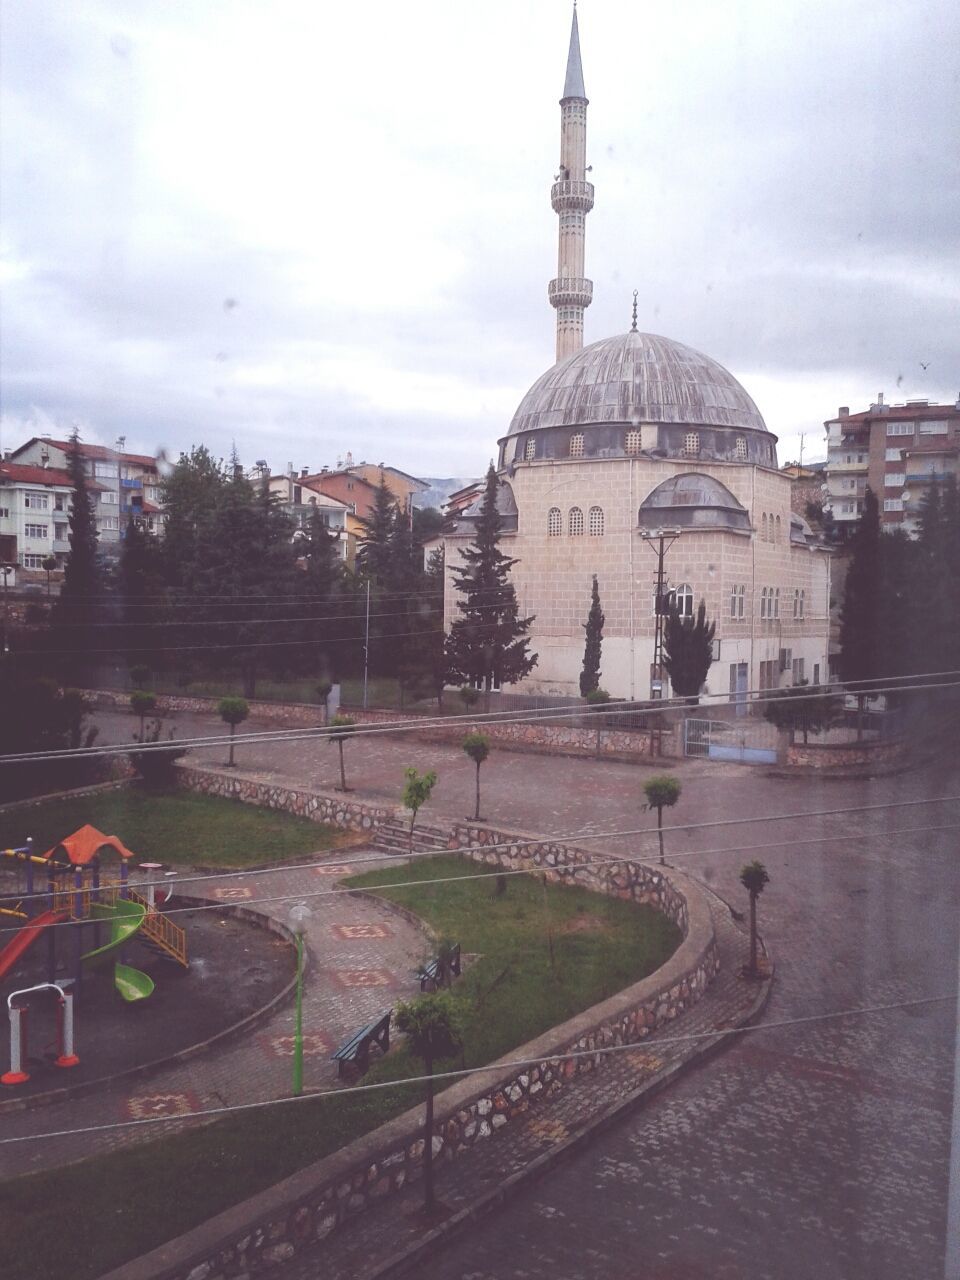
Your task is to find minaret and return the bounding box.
[549,5,594,363]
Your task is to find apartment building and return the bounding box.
[823,396,960,531]
[0,461,76,570]
[265,469,351,562]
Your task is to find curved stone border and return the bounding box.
[0,897,299,1116]
[98,865,717,1280]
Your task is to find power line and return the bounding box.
[2,671,957,766]
[1,992,950,1147]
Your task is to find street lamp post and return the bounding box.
[288,901,312,1096]
[639,528,680,754]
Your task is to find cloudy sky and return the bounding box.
[1,0,957,478]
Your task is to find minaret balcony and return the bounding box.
[549,277,594,308]
[551,179,595,212]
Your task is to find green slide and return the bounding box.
[84,899,155,1002]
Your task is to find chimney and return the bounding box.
[300,466,309,479]
[838,406,849,418]
[345,451,354,467]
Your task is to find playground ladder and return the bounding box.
[125,888,188,968]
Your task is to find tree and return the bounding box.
[461,732,489,821]
[355,477,399,586]
[445,464,537,695]
[119,517,167,674]
[394,991,466,1215]
[130,689,157,739]
[316,678,333,725]
[763,679,841,745]
[838,487,882,738]
[643,774,681,866]
[579,576,604,697]
[218,696,249,767]
[402,767,438,860]
[739,860,770,978]
[458,684,480,712]
[329,714,356,791]
[42,555,57,598]
[662,598,716,702]
[50,430,102,684]
[419,546,448,707]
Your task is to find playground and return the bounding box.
[0,826,295,1100]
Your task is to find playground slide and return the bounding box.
[85,900,154,1003]
[0,909,69,981]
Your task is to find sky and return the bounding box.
[1,0,957,478]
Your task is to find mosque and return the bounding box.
[441,8,831,703]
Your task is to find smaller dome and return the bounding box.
[451,478,518,534]
[638,473,751,533]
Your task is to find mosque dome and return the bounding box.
[508,331,769,437]
[637,473,751,532]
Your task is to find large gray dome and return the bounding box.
[508,331,768,436]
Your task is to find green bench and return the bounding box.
[331,1009,392,1079]
[419,942,461,992]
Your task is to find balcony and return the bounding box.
[548,276,593,308]
[120,477,142,489]
[550,179,595,212]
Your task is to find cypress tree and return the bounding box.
[51,430,103,684]
[579,575,604,697]
[355,477,399,586]
[662,598,716,702]
[838,487,883,734]
[445,464,537,693]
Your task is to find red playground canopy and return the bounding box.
[43,825,138,867]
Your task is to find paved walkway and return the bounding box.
[0,852,428,1178]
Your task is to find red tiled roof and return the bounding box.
[830,404,960,424]
[40,439,159,468]
[0,463,74,487]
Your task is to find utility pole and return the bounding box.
[362,579,371,709]
[639,528,680,756]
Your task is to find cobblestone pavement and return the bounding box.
[72,714,960,1274]
[0,853,427,1178]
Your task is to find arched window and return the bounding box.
[730,583,739,619]
[774,587,780,618]
[683,431,700,458]
[775,515,781,542]
[568,506,584,536]
[674,583,693,618]
[548,507,562,537]
[525,438,536,461]
[799,589,805,619]
[761,513,767,540]
[738,585,746,618]
[625,429,641,455]
[588,505,604,536]
[735,436,747,460]
[793,587,800,618]
[569,432,584,458]
[760,587,768,619]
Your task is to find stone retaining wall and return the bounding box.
[785,738,907,769]
[173,764,392,832]
[101,798,716,1280]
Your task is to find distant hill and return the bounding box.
[414,477,479,510]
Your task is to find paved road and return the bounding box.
[93,707,960,1278]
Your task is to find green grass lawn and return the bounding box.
[0,857,680,1280]
[0,786,348,868]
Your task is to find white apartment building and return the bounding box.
[0,461,75,569]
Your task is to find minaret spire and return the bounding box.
[549,5,594,363]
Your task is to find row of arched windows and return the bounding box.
[731,584,806,620]
[760,512,782,542]
[524,431,752,462]
[547,506,605,536]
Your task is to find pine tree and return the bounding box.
[50,430,103,684]
[355,476,399,585]
[579,575,604,697]
[445,465,537,693]
[662,598,716,702]
[915,475,952,675]
[119,517,167,675]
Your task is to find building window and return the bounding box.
[625,429,641,455]
[524,438,536,461]
[760,587,768,619]
[674,583,693,618]
[919,420,949,435]
[793,588,800,619]
[24,491,49,510]
[730,585,738,619]
[588,505,604,536]
[547,507,562,537]
[21,553,46,569]
[842,479,857,490]
[735,436,747,460]
[883,498,904,512]
[54,523,68,540]
[99,515,120,531]
[569,433,584,458]
[885,448,904,462]
[774,587,780,618]
[683,431,700,458]
[94,462,115,478]
[738,585,745,618]
[792,657,806,684]
[799,589,805,619]
[100,490,118,505]
[841,502,855,514]
[761,513,767,540]
[886,422,914,436]
[24,523,48,539]
[568,506,584,536]
[775,514,781,541]
[885,473,905,488]
[0,507,8,519]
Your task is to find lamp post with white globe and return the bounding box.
[288,901,312,1096]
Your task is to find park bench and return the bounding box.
[331,1009,392,1079]
[419,942,461,992]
